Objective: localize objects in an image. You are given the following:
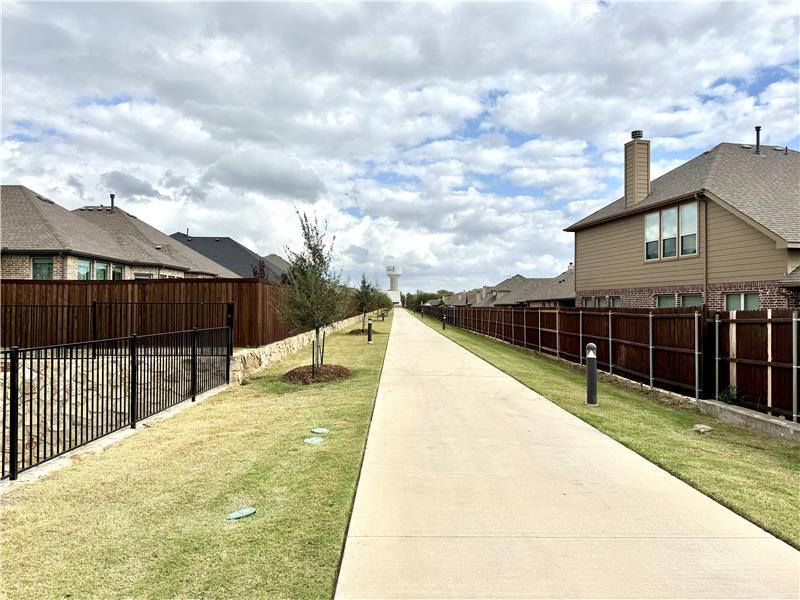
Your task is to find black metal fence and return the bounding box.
[1,326,231,480]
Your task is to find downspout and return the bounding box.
[698,192,707,302]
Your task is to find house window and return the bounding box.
[680,202,698,256]
[32,257,54,280]
[645,212,660,260]
[610,296,622,307]
[133,272,152,280]
[680,294,702,307]
[661,207,677,258]
[657,294,676,308]
[112,265,123,280]
[77,259,92,280]
[597,297,609,308]
[582,297,595,307]
[725,292,759,311]
[95,262,109,280]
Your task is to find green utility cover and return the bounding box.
[226,507,256,520]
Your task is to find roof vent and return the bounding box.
[740,144,751,149]
[155,245,162,250]
[754,125,762,155]
[215,237,221,241]
[631,130,643,139]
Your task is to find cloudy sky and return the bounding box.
[2,2,798,292]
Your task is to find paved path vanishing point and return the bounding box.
[335,308,799,599]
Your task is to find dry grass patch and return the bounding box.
[0,312,393,600]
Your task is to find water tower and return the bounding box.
[385,265,402,305]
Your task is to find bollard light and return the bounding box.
[367,318,373,344]
[442,314,447,330]
[586,342,597,406]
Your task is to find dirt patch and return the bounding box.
[282,364,352,385]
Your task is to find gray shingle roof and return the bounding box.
[566,143,800,243]
[170,233,284,280]
[472,274,529,307]
[75,206,238,277]
[495,269,575,305]
[1,185,175,266]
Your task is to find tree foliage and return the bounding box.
[277,212,349,370]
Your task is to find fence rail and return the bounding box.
[1,326,231,480]
[419,305,798,421]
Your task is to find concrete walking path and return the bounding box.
[335,309,799,599]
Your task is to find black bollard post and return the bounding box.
[586,342,597,406]
[442,313,446,331]
[367,318,373,345]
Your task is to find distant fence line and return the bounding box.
[1,326,231,480]
[418,305,798,422]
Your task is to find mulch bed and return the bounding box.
[282,364,352,385]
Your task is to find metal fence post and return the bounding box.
[226,302,234,356]
[129,335,138,429]
[792,311,798,423]
[91,300,98,359]
[9,346,20,480]
[608,310,613,374]
[538,308,542,351]
[714,313,720,400]
[556,309,560,358]
[694,311,700,401]
[191,327,198,402]
[648,312,654,389]
[579,310,583,366]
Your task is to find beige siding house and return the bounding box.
[566,131,800,310]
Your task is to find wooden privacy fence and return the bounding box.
[420,305,798,422]
[713,310,799,420]
[1,278,356,348]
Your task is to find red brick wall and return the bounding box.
[577,280,796,310]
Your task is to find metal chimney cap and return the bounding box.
[631,130,644,139]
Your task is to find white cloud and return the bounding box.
[1,2,798,291]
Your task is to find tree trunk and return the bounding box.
[362,311,366,332]
[314,326,322,370]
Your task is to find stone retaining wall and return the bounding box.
[229,313,365,384]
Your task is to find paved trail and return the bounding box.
[336,309,799,599]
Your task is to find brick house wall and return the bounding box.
[0,253,189,280]
[577,280,796,310]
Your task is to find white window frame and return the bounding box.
[725,292,760,311]
[680,293,703,307]
[644,201,699,262]
[644,211,660,261]
[679,202,698,257]
[77,259,92,280]
[656,294,676,308]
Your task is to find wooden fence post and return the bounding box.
[766,309,772,413]
[694,311,700,401]
[579,310,583,366]
[729,311,737,392]
[556,309,560,358]
[538,309,542,351]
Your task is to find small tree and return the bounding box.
[355,273,378,332]
[251,258,270,280]
[278,212,349,373]
[376,292,394,312]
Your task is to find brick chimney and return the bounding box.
[624,130,650,207]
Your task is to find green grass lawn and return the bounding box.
[0,312,393,600]
[414,311,800,549]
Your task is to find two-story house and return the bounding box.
[565,130,799,310]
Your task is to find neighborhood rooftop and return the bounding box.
[565,142,800,243]
[170,232,287,281]
[75,205,239,277]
